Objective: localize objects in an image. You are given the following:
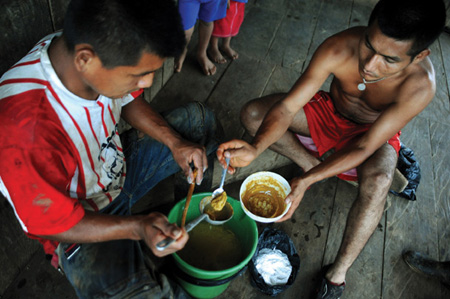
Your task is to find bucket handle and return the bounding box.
[175,265,248,287]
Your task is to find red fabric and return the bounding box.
[301,91,401,181]
[212,1,246,37]
[0,90,86,239]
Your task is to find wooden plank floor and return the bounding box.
[1,0,450,298]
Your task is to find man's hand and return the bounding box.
[277,176,309,222]
[216,139,258,174]
[171,138,208,185]
[138,212,189,257]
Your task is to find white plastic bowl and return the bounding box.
[239,171,291,223]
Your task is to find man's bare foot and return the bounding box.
[207,47,227,64]
[197,54,216,75]
[222,45,239,60]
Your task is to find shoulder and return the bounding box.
[399,57,435,106]
[313,27,364,67]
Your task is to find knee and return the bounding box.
[199,20,213,28]
[240,99,266,134]
[358,170,393,202]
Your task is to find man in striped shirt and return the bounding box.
[0,0,218,297]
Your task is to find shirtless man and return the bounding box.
[217,0,446,297]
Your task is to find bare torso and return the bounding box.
[327,27,433,124]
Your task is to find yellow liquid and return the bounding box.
[178,222,244,271]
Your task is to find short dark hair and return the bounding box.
[63,0,186,68]
[369,0,446,57]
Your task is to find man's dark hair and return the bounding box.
[369,0,446,57]
[63,0,186,68]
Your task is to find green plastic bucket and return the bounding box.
[168,192,258,299]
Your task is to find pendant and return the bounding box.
[357,83,366,91]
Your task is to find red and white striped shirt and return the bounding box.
[0,32,142,254]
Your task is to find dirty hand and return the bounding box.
[216,139,258,174]
[171,138,208,185]
[277,176,309,222]
[139,212,189,257]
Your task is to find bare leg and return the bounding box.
[175,27,194,73]
[326,143,397,284]
[240,93,320,171]
[221,36,239,60]
[197,20,216,75]
[208,36,227,64]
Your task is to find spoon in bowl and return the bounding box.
[155,195,233,251]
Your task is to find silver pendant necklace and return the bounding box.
[357,76,387,91]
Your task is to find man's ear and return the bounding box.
[73,44,97,72]
[412,48,431,64]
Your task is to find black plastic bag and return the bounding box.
[390,143,421,201]
[249,227,301,296]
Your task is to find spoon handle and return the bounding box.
[219,157,230,189]
[156,214,208,251]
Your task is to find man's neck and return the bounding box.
[48,36,99,100]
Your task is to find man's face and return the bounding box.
[358,21,415,81]
[81,51,165,99]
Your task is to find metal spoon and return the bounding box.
[155,195,233,251]
[156,213,208,251]
[212,157,230,199]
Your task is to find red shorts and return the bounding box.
[296,91,401,181]
[212,1,246,37]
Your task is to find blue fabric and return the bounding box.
[178,0,228,30]
[58,102,218,298]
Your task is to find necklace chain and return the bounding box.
[362,77,387,84]
[358,76,387,91]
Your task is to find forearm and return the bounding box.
[38,211,144,244]
[121,96,183,150]
[251,101,296,156]
[302,145,370,185]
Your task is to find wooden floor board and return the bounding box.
[262,66,301,96]
[232,6,284,62]
[429,121,450,268]
[303,0,353,70]
[349,0,377,27]
[438,33,450,97]
[265,1,320,71]
[206,55,275,140]
[421,42,450,124]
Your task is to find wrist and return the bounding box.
[165,133,184,151]
[127,215,147,241]
[251,140,266,157]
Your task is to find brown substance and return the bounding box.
[210,191,227,211]
[242,177,286,218]
[178,222,243,271]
